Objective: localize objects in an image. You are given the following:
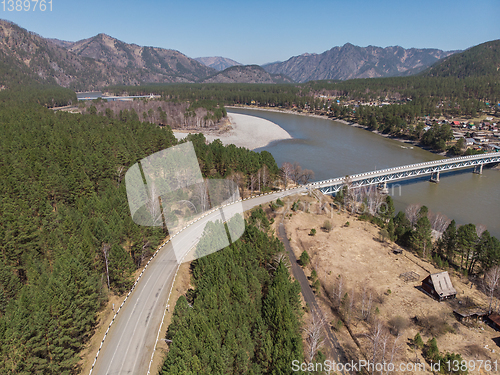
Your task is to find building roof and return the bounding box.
[489,312,500,327]
[454,309,487,318]
[430,271,457,297]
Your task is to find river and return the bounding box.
[228,107,500,239]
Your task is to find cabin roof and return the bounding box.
[429,271,457,297]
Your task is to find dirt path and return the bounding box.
[278,216,349,368]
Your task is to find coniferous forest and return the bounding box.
[0,94,279,374]
[161,209,304,374]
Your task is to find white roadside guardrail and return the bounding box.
[89,185,305,375]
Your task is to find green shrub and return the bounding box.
[413,332,424,349]
[323,220,333,232]
[310,269,318,281]
[424,337,440,363]
[333,319,343,331]
[313,279,321,294]
[299,251,310,266]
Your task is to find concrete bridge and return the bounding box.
[310,152,500,195]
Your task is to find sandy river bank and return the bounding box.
[173,112,292,150]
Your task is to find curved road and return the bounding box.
[91,187,306,375]
[91,152,500,374]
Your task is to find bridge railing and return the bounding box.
[311,151,500,194]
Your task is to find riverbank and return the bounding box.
[228,105,448,157]
[173,112,292,150]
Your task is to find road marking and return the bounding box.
[92,186,310,374]
[105,265,158,375]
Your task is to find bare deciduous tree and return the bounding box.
[85,99,226,129]
[485,266,500,313]
[476,224,487,238]
[193,179,209,213]
[299,169,315,184]
[230,172,246,197]
[102,243,111,290]
[146,181,164,226]
[341,175,357,213]
[366,320,385,375]
[304,314,326,363]
[292,162,302,184]
[347,288,356,325]
[281,162,294,187]
[335,275,344,309]
[380,329,391,368]
[361,185,386,216]
[365,291,374,321]
[388,332,403,374]
[260,164,269,189]
[361,283,367,320]
[405,203,422,228]
[249,173,258,194]
[428,212,451,234]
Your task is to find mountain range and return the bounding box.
[262,43,458,82]
[200,65,292,84]
[0,20,217,90]
[2,19,496,92]
[195,56,241,71]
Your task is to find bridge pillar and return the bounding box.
[430,171,440,183]
[473,164,483,175]
[377,182,389,194]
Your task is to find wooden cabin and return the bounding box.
[421,271,457,302]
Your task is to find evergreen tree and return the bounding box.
[410,208,432,257]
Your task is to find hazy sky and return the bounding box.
[2,0,499,65]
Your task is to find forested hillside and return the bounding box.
[0,96,279,374]
[424,39,500,78]
[161,208,304,374]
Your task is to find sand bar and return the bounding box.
[173,112,292,150]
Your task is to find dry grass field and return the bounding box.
[274,193,500,374]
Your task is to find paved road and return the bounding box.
[91,152,500,374]
[91,187,306,375]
